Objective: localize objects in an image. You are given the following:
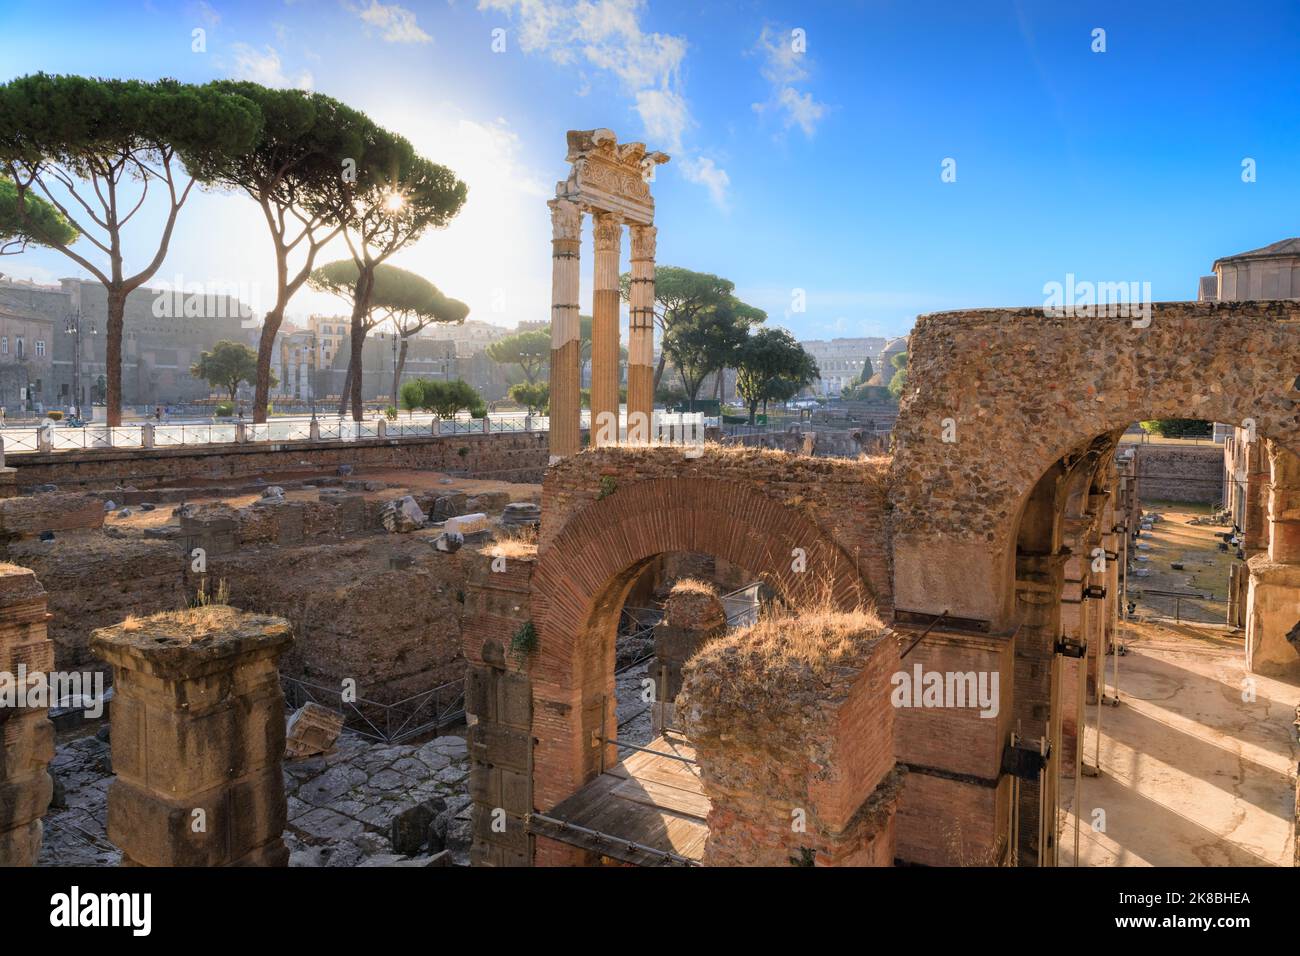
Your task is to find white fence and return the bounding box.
[0,410,706,459]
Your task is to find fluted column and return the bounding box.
[591,212,623,447]
[627,224,656,445]
[548,198,582,461]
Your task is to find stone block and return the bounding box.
[93,606,293,867]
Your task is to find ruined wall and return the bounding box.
[891,299,1300,625]
[892,626,1015,866]
[201,536,470,701]
[0,564,54,866]
[11,431,551,491]
[1131,442,1224,506]
[6,535,187,667]
[680,610,904,866]
[460,550,536,866]
[0,486,490,695]
[0,492,185,668]
[541,446,892,610]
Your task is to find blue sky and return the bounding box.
[1,0,1298,340]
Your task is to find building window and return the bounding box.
[1,336,7,355]
[15,338,23,359]
[35,340,45,357]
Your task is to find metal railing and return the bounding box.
[281,675,465,744]
[0,412,546,456]
[0,409,702,457]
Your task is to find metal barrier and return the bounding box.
[0,428,40,452]
[0,409,574,456]
[281,675,465,744]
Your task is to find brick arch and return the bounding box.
[890,300,1300,625]
[527,474,873,822]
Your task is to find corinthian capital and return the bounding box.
[630,224,657,260]
[548,198,582,242]
[593,212,623,251]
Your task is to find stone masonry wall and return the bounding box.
[461,549,536,866]
[11,431,551,492]
[0,564,55,865]
[891,300,1300,626]
[1,490,484,694]
[1131,442,1224,506]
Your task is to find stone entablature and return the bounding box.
[555,128,668,226]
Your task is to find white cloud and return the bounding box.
[480,0,729,207]
[752,26,828,138]
[634,88,690,151]
[229,44,314,89]
[348,1,433,44]
[776,87,827,138]
[677,155,729,210]
[188,0,221,29]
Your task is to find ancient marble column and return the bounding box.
[91,607,293,866]
[548,198,582,462]
[0,564,54,866]
[591,211,623,447]
[627,224,657,445]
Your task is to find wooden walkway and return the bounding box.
[526,733,710,866]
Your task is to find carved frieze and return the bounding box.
[555,128,669,225]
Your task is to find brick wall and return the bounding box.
[540,446,892,610]
[679,611,903,866]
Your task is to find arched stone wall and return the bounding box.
[528,448,891,828]
[891,300,1300,626]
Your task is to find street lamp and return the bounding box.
[64,310,97,421]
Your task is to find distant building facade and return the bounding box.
[1199,238,1300,301]
[0,277,256,413]
[799,336,888,396]
[0,298,55,414]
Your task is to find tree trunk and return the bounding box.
[346,269,375,421]
[350,353,363,420]
[253,306,284,424]
[748,400,758,425]
[682,369,698,412]
[653,350,667,391]
[105,289,126,427]
[393,339,409,405]
[337,364,352,417]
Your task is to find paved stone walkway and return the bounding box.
[37,727,472,867]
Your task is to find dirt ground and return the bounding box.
[102,467,541,535]
[1128,502,1234,625]
[1060,617,1297,866]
